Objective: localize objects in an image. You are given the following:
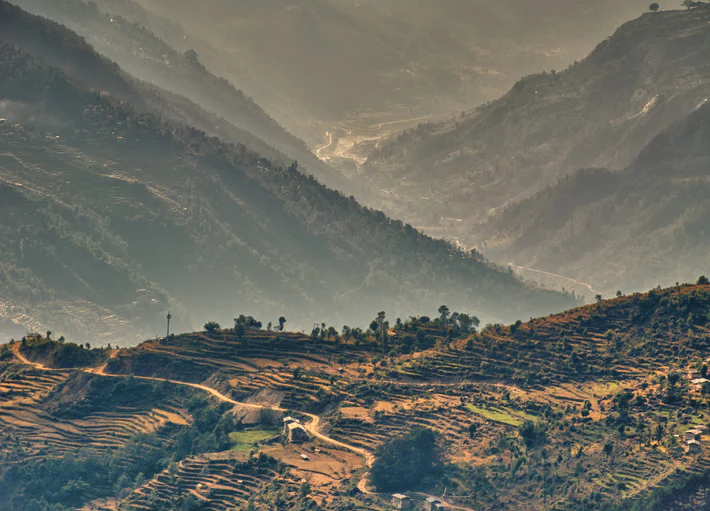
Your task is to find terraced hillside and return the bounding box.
[0,2,575,344]
[2,282,710,510]
[124,454,282,511]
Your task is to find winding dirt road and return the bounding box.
[10,344,372,463]
[507,262,600,296]
[10,345,483,509]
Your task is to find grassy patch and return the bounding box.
[590,381,620,396]
[464,404,537,426]
[229,429,280,451]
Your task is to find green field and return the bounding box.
[465,404,538,426]
[229,429,280,451]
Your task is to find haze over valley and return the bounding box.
[1,1,710,510]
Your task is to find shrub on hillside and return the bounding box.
[369,427,442,492]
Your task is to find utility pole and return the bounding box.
[166,311,172,338]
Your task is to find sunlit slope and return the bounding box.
[2,283,710,510]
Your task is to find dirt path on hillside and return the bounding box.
[10,344,372,463]
[11,344,42,368]
[10,345,488,508]
[507,262,600,296]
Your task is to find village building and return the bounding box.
[685,429,702,442]
[287,422,309,443]
[283,416,299,434]
[687,439,702,453]
[425,497,444,511]
[392,493,412,509]
[688,370,703,380]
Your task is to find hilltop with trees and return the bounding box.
[2,281,710,510]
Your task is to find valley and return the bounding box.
[315,113,436,167]
[1,0,710,509]
[0,1,577,344]
[361,6,710,296]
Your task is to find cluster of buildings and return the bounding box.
[685,425,707,453]
[684,369,709,453]
[392,494,446,510]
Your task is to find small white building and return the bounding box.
[425,497,443,511]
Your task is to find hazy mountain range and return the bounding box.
[0,1,575,344]
[1,0,708,339]
[363,7,710,295]
[478,101,710,295]
[9,0,351,191]
[37,0,672,145]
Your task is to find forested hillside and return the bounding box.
[476,102,710,296]
[8,0,346,190]
[1,0,347,190]
[363,7,710,235]
[0,3,575,344]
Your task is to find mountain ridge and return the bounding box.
[476,101,710,295]
[362,8,710,239]
[0,3,575,344]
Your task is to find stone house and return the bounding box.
[425,497,445,511]
[287,422,309,443]
[392,493,412,509]
[687,439,702,453]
